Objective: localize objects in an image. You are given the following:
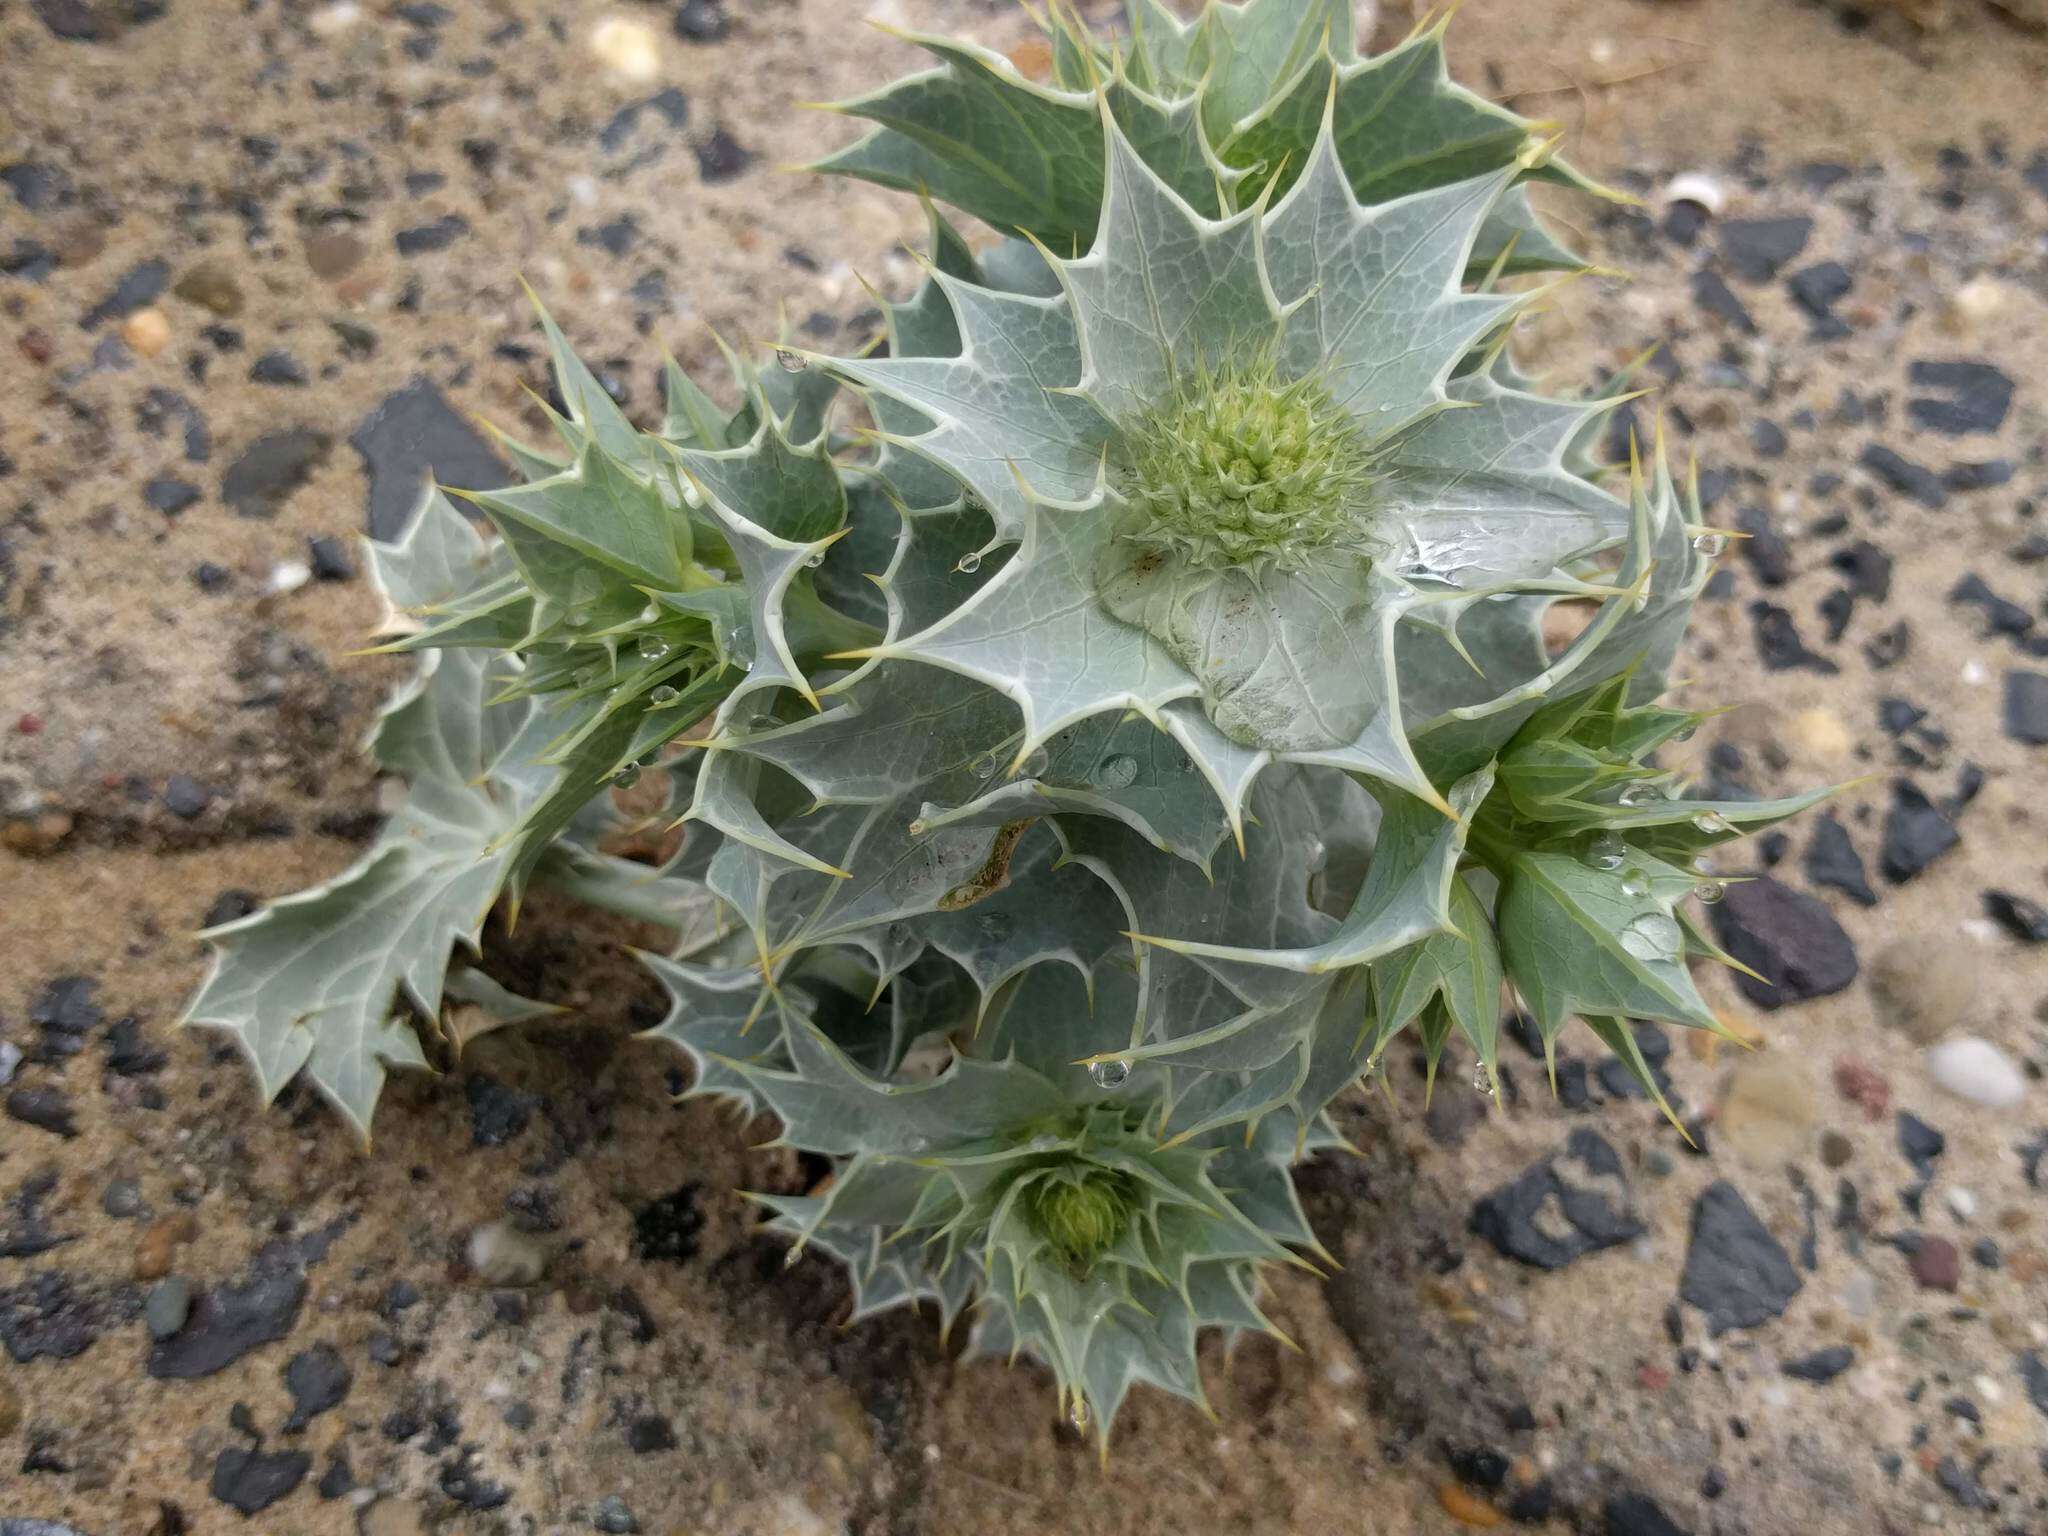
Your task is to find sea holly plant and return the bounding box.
[181,1,1831,1444]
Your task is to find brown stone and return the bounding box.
[1909,1237,1960,1293]
[304,230,367,282]
[1437,1482,1504,1528]
[134,1211,198,1281]
[172,259,244,316]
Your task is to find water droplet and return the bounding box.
[1618,784,1658,807]
[1618,912,1682,964]
[1471,1063,1494,1095]
[1584,831,1626,872]
[1019,747,1049,777]
[648,684,681,706]
[746,712,778,732]
[1089,1058,1131,1090]
[1692,810,1733,836]
[775,348,807,373]
[1094,753,1138,790]
[804,549,825,569]
[1693,880,1726,904]
[636,634,672,661]
[1069,1397,1091,1433]
[1620,867,1650,898]
[954,551,983,575]
[971,750,1000,781]
[1691,532,1728,558]
[612,765,642,789]
[782,1245,802,1270]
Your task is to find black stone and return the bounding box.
[674,0,729,41]
[204,890,259,928]
[2021,1351,2048,1419]
[81,258,170,329]
[316,1453,355,1500]
[394,214,470,255]
[1749,418,1788,458]
[1857,444,1946,509]
[626,1414,677,1453]
[6,1088,78,1139]
[221,429,334,519]
[1906,360,2014,436]
[578,216,641,258]
[1707,874,1857,1008]
[307,536,354,582]
[1984,891,2048,943]
[147,1269,306,1378]
[1679,1181,1802,1335]
[1717,217,1810,282]
[1950,573,2035,641]
[1735,504,1791,586]
[632,1184,705,1265]
[193,562,232,591]
[1690,269,1754,332]
[2004,671,2048,745]
[163,774,212,819]
[1781,1344,1854,1383]
[104,1016,166,1076]
[1897,1112,1946,1180]
[0,161,70,212]
[1934,1456,1992,1510]
[1829,541,1892,600]
[210,1446,309,1516]
[30,976,100,1057]
[1605,1491,1692,1536]
[1943,459,2013,493]
[282,1343,351,1431]
[439,1450,512,1509]
[695,127,752,184]
[1786,260,1851,319]
[1880,781,1959,882]
[0,1271,119,1362]
[1468,1129,1643,1270]
[249,350,308,386]
[349,377,510,541]
[1446,1445,1510,1490]
[1748,603,1836,673]
[1803,815,1876,906]
[144,476,201,514]
[464,1075,535,1147]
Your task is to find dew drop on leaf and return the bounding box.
[1089,1058,1131,1090]
[613,765,641,789]
[1620,868,1650,898]
[1069,1397,1091,1433]
[1584,831,1626,871]
[775,348,807,373]
[1693,880,1726,904]
[1692,810,1733,835]
[1691,532,1727,557]
[1618,913,1681,963]
[804,550,825,569]
[970,750,999,781]
[636,635,671,660]
[954,550,983,575]
[1019,746,1049,777]
[648,685,681,706]
[1094,753,1138,790]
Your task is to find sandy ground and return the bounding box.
[3,1,2048,1533]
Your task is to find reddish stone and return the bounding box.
[1833,1055,1890,1122]
[15,714,43,736]
[1909,1237,1960,1293]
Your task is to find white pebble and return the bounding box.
[1944,1186,1977,1222]
[1838,1268,1878,1318]
[265,560,311,596]
[590,17,662,82]
[309,2,361,36]
[1926,1036,2028,1109]
[1962,659,1988,686]
[1662,172,1727,216]
[467,1220,547,1285]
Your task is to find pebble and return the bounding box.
[592,1494,640,1533]
[147,1268,306,1378]
[1926,1036,2027,1108]
[1783,707,1852,760]
[1679,1181,1803,1335]
[221,429,334,519]
[1905,359,2013,436]
[1867,936,1972,1044]
[1945,1187,1977,1222]
[591,17,662,81]
[1910,1237,1961,1293]
[135,1211,197,1279]
[1435,1482,1502,1527]
[211,1444,311,1516]
[120,307,171,358]
[303,230,366,280]
[350,378,509,540]
[1983,890,2048,943]
[1717,1059,1815,1165]
[1468,1130,1642,1270]
[468,1221,547,1286]
[1707,876,1859,1008]
[2005,671,2048,745]
[1804,815,1877,906]
[1718,216,1812,281]
[172,259,244,316]
[144,1276,192,1339]
[101,1178,144,1219]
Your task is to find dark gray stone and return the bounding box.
[1984,891,2048,943]
[1803,815,1876,906]
[144,1276,192,1339]
[1781,1344,1854,1383]
[147,1268,305,1378]
[2005,671,2048,746]
[1786,260,1851,319]
[211,1445,310,1515]
[394,214,470,255]
[1605,1491,1692,1536]
[1881,780,1960,882]
[163,774,212,819]
[349,377,510,541]
[81,258,169,328]
[1718,216,1811,281]
[221,429,333,519]
[1679,1181,1802,1335]
[1690,269,1754,332]
[695,127,752,184]
[1468,1128,1643,1270]
[1897,1112,1946,1179]
[1858,443,1947,509]
[143,476,201,514]
[1907,359,2013,436]
[283,1342,352,1431]
[1707,874,1858,1008]
[6,1087,78,1139]
[1748,602,1837,673]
